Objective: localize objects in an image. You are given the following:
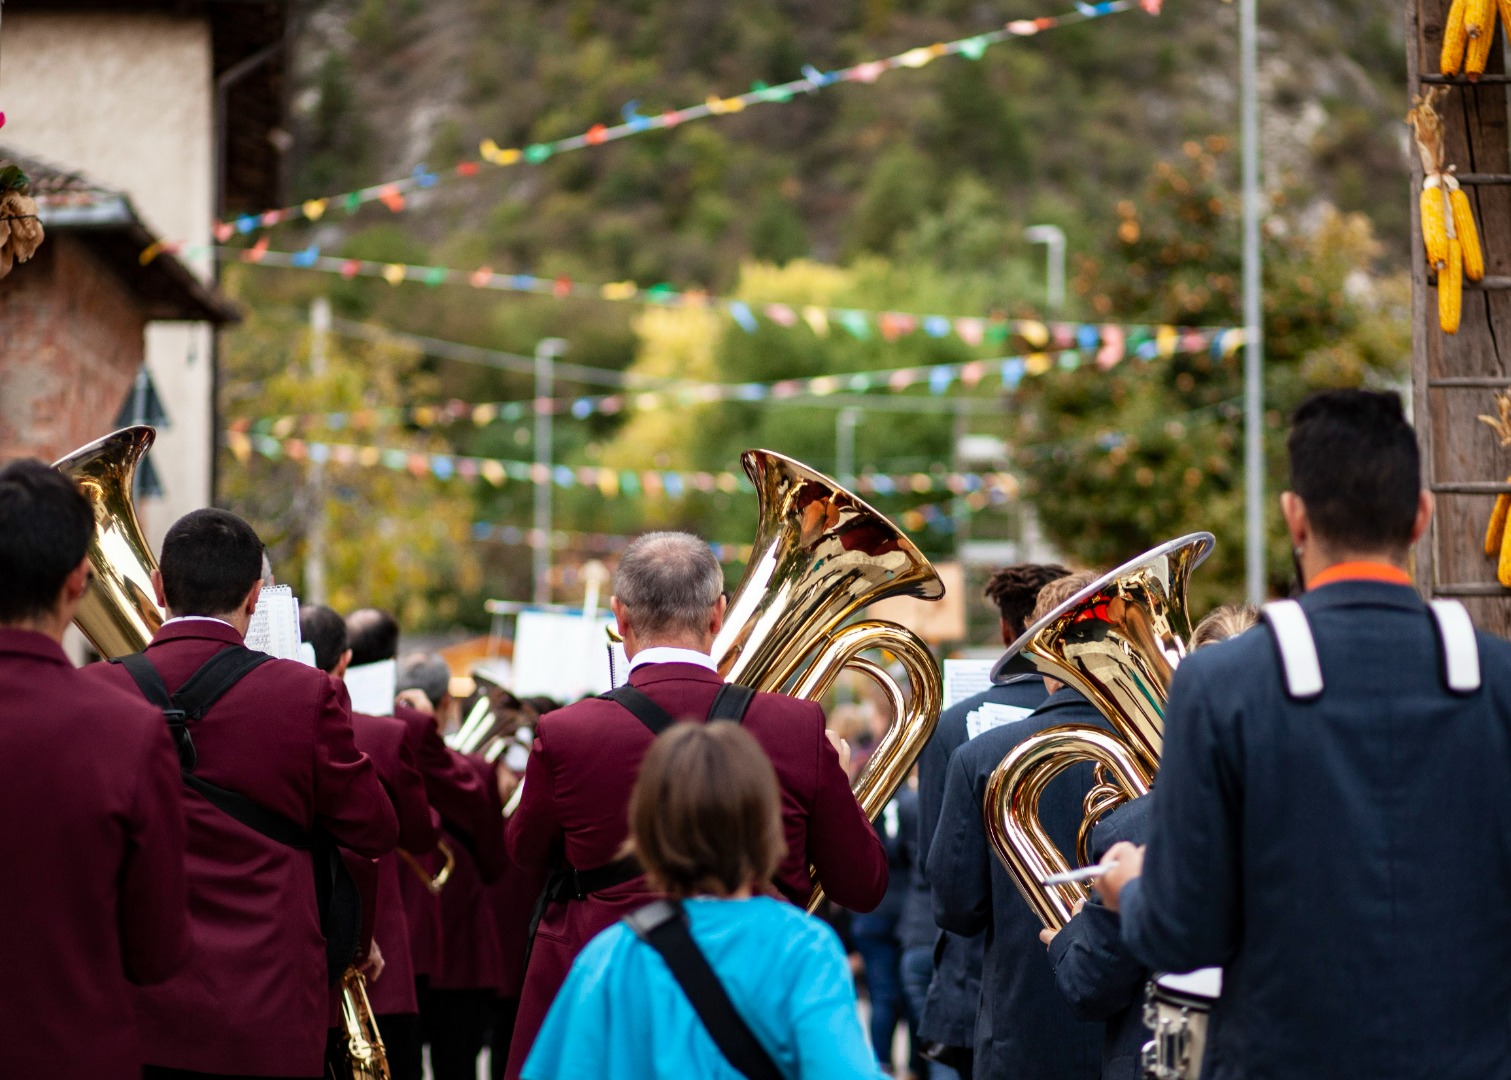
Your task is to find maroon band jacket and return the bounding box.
[344,711,440,1019]
[392,703,507,983]
[0,630,190,1080]
[501,660,888,1078]
[90,619,398,1077]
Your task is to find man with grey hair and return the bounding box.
[397,652,455,731]
[501,530,889,1078]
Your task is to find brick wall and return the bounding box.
[0,233,146,464]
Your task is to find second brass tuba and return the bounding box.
[983,533,1213,930]
[52,425,165,658]
[711,450,945,907]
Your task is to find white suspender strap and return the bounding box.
[1261,599,1324,700]
[1428,599,1482,694]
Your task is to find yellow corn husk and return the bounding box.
[1422,178,1450,269]
[1498,502,1511,585]
[1486,491,1511,556]
[1441,236,1464,333]
[1450,186,1485,281]
[1443,0,1470,73]
[1467,14,1497,78]
[1500,0,1511,42]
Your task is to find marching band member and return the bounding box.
[93,509,398,1080]
[522,722,883,1080]
[0,461,189,1080]
[928,570,1106,1080]
[345,608,508,1071]
[1099,389,1511,1078]
[1039,604,1256,1080]
[912,563,1069,1076]
[502,531,887,1079]
[301,606,442,1080]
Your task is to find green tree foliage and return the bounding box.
[217,275,483,629]
[1016,144,1410,606]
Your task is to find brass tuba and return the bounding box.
[52,426,164,657]
[711,450,945,908]
[983,533,1213,930]
[333,966,390,1080]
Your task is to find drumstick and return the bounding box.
[1041,864,1110,886]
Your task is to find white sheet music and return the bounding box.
[345,660,398,716]
[966,703,1035,741]
[943,658,996,709]
[245,585,303,661]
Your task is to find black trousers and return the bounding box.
[144,1069,320,1080]
[488,997,520,1080]
[378,1011,425,1080]
[420,985,498,1080]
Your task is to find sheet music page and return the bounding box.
[966,703,1035,741]
[943,658,996,709]
[345,660,398,716]
[245,585,303,660]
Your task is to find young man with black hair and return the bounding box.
[1098,389,1511,1078]
[909,563,1069,1078]
[928,571,1107,1080]
[302,605,440,1080]
[0,460,189,1080]
[90,508,398,1080]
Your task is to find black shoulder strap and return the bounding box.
[182,774,314,849]
[601,685,678,735]
[114,651,193,768]
[708,683,756,724]
[171,646,275,720]
[625,900,784,1080]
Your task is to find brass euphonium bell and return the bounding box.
[983,532,1214,930]
[711,450,946,909]
[51,426,165,658]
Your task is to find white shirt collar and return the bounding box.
[162,615,237,628]
[627,646,719,673]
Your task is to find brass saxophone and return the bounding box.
[333,966,390,1080]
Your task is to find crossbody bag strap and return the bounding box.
[625,900,785,1080]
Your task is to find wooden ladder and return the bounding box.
[1409,0,1511,633]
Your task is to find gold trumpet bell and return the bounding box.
[711,450,945,908]
[52,426,164,659]
[984,532,1214,930]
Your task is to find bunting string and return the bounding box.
[208,245,1240,354]
[187,1,1154,245]
[231,334,1241,439]
[224,431,1022,502]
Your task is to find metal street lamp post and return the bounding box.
[533,337,569,605]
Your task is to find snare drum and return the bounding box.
[1141,967,1221,1080]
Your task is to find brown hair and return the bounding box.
[1029,569,1101,624]
[1191,603,1260,650]
[983,563,1073,636]
[627,722,785,899]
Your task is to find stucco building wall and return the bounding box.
[0,12,216,549]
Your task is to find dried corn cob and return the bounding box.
[1443,0,1470,73]
[1422,175,1450,269]
[1498,506,1511,585]
[1486,488,1510,556]
[1450,182,1485,281]
[1467,11,1497,79]
[1441,236,1464,333]
[1468,0,1496,35]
